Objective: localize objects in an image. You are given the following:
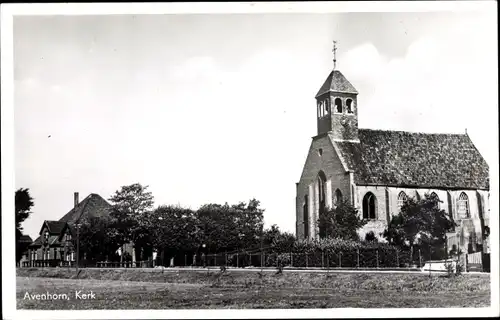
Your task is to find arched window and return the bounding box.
[317,171,327,237]
[317,171,327,214]
[334,189,343,206]
[334,98,343,113]
[458,192,470,219]
[303,195,309,239]
[430,192,440,209]
[362,192,377,219]
[325,98,330,114]
[397,191,408,211]
[346,99,353,113]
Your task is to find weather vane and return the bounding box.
[332,40,338,70]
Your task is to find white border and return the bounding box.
[2,2,498,319]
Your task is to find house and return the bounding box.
[295,54,490,256]
[24,192,114,267]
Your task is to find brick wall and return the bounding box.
[296,134,350,240]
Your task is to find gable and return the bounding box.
[334,129,489,190]
[298,134,348,184]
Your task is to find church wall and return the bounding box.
[296,135,350,240]
[355,185,389,241]
[354,185,488,250]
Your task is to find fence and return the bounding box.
[466,252,483,272]
[158,248,428,269]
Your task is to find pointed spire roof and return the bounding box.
[315,70,358,98]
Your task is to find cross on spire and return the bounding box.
[332,40,338,70]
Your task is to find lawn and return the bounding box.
[16,268,490,309]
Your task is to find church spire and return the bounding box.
[332,40,338,71]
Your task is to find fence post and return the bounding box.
[396,250,399,268]
[418,249,422,267]
[290,251,293,268]
[339,251,342,268]
[236,253,239,268]
[357,249,360,268]
[322,251,325,269]
[306,253,308,268]
[376,249,379,269]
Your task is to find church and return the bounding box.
[295,46,490,254]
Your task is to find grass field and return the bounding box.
[16,268,490,309]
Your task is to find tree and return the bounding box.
[194,199,265,253]
[15,188,34,231]
[147,205,198,263]
[383,193,456,259]
[318,200,367,240]
[263,224,296,252]
[108,183,155,260]
[78,216,121,262]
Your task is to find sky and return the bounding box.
[13,10,498,240]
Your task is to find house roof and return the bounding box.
[315,70,358,98]
[332,129,489,190]
[59,193,112,226]
[29,193,112,248]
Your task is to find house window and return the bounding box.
[362,192,377,219]
[334,189,343,206]
[346,99,354,114]
[334,98,343,113]
[458,192,470,219]
[66,234,71,241]
[303,195,309,239]
[397,191,408,211]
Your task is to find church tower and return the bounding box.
[315,42,359,141]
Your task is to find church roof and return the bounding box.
[315,70,358,98]
[332,129,489,190]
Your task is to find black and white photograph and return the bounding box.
[1,2,498,319]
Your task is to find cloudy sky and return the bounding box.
[13,9,497,239]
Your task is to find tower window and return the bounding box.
[362,192,377,219]
[334,98,342,113]
[318,148,323,156]
[458,192,470,219]
[325,98,330,114]
[346,99,354,114]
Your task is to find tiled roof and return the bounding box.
[28,193,112,248]
[44,220,66,235]
[59,193,112,226]
[332,129,489,190]
[315,70,358,98]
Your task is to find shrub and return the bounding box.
[365,231,378,243]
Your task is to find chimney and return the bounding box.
[74,192,79,208]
